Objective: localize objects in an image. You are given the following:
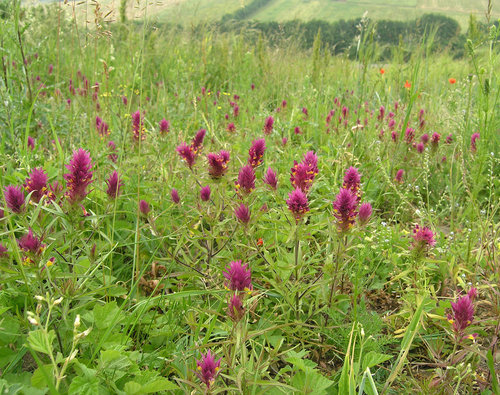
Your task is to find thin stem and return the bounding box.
[294,223,300,320]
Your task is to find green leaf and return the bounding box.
[486,350,499,394]
[68,376,100,395]
[93,302,123,330]
[123,381,142,395]
[27,330,55,355]
[31,364,55,389]
[382,296,426,393]
[140,378,179,392]
[362,351,393,371]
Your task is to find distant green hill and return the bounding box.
[148,0,497,30]
[50,0,497,31]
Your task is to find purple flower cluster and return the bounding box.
[64,149,94,204]
[248,138,266,168]
[207,150,230,178]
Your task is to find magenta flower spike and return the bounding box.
[18,228,45,265]
[235,165,255,194]
[248,138,266,168]
[139,200,150,215]
[176,143,196,168]
[171,188,180,204]
[263,167,278,190]
[200,185,211,202]
[4,186,25,213]
[470,132,480,152]
[411,225,436,250]
[132,110,145,141]
[223,260,252,292]
[227,294,245,322]
[105,171,123,199]
[27,136,35,150]
[286,188,310,222]
[342,166,361,202]
[195,350,222,390]
[64,149,94,204]
[159,118,170,134]
[234,203,251,224]
[447,288,478,342]
[24,168,48,203]
[263,116,274,135]
[358,202,372,225]
[332,188,357,232]
[404,127,415,144]
[395,169,404,183]
[191,129,206,153]
[207,150,230,178]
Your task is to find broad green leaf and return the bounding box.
[68,376,100,395]
[27,330,55,355]
[361,351,393,371]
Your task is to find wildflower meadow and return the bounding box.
[0,1,499,393]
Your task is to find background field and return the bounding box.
[45,0,499,30]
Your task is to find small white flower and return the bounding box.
[74,315,81,329]
[53,297,63,305]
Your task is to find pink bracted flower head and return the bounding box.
[416,142,425,153]
[263,167,278,190]
[176,143,196,168]
[159,118,170,134]
[358,202,372,225]
[24,168,48,203]
[411,225,436,250]
[405,127,415,144]
[447,288,478,342]
[431,132,440,147]
[4,186,25,214]
[234,203,251,224]
[207,150,230,178]
[18,228,45,265]
[342,167,361,202]
[286,188,310,222]
[105,171,123,199]
[248,138,266,168]
[227,122,236,133]
[421,133,429,144]
[446,134,453,144]
[64,149,94,204]
[263,116,274,135]
[223,260,252,291]
[171,188,180,204]
[95,116,110,137]
[470,132,480,152]
[200,185,211,202]
[196,350,222,389]
[131,110,145,141]
[235,165,255,194]
[27,136,35,150]
[302,151,319,175]
[227,294,245,322]
[333,188,357,232]
[191,129,206,153]
[395,169,404,183]
[139,200,150,216]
